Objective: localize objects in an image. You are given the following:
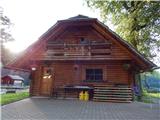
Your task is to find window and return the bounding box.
[43,67,52,79]
[80,38,89,44]
[14,80,23,86]
[86,69,103,81]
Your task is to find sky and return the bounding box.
[0,0,104,53]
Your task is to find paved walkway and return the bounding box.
[1,98,160,120]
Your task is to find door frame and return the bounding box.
[40,66,54,96]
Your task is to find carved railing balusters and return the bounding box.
[45,42,112,58]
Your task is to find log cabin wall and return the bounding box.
[30,25,134,96]
[42,26,132,60]
[31,61,131,96]
[52,61,130,87]
[32,26,132,60]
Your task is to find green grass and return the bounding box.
[0,92,29,105]
[143,90,160,98]
[133,90,160,103]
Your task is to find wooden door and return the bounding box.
[41,67,53,96]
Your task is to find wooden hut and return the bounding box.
[8,15,156,102]
[1,75,24,86]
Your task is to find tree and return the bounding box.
[86,1,160,59]
[1,46,15,65]
[0,7,14,43]
[0,7,15,65]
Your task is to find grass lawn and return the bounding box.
[0,92,29,105]
[143,90,160,98]
[144,92,160,98]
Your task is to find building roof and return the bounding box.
[96,21,157,69]
[68,14,91,20]
[7,15,157,71]
[64,15,156,69]
[3,75,24,81]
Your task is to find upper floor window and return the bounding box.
[80,38,89,44]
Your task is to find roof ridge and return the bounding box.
[68,14,92,20]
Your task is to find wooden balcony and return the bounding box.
[42,42,112,60]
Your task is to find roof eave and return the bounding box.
[95,20,157,70]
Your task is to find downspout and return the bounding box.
[138,72,143,101]
[29,70,35,96]
[134,71,142,101]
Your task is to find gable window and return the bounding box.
[86,69,103,82]
[80,38,89,44]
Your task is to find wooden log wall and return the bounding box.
[30,61,131,96]
[30,25,134,96]
[31,25,132,61]
[53,62,130,86]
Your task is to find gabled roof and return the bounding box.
[96,21,157,69]
[68,14,91,20]
[7,15,157,70]
[2,75,24,81]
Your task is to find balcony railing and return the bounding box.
[44,42,112,58]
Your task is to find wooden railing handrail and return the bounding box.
[47,42,112,46]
